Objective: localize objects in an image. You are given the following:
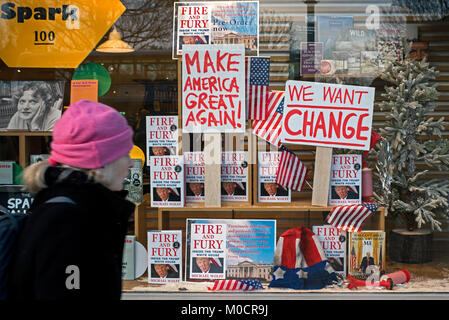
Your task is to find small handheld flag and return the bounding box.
[246,57,270,120]
[276,146,308,192]
[326,202,380,233]
[252,91,284,147]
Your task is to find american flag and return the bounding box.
[246,57,270,120]
[276,146,308,192]
[252,91,284,147]
[326,202,380,233]
[208,279,264,292]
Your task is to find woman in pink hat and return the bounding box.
[7,100,135,300]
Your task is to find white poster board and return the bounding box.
[182,44,246,133]
[281,81,375,151]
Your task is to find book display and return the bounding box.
[4,0,449,302]
[130,2,392,293]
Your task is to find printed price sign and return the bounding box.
[281,81,375,151]
[0,0,126,68]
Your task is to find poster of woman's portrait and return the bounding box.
[0,81,65,131]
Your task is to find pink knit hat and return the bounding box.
[49,100,134,169]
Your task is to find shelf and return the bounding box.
[301,74,380,79]
[0,131,52,137]
[157,200,336,212]
[0,131,52,168]
[134,201,386,243]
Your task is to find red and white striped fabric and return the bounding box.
[252,91,284,147]
[276,146,308,192]
[326,203,379,233]
[208,279,263,292]
[273,227,327,269]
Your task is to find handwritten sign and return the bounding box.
[281,81,375,150]
[182,44,245,133]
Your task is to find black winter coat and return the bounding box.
[7,167,135,300]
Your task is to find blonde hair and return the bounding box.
[22,159,121,194]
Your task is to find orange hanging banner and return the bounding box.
[0,0,126,68]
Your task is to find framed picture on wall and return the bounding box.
[0,81,65,131]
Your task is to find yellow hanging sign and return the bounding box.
[0,0,126,68]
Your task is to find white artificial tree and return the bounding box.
[374,55,449,231]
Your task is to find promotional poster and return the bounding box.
[300,42,323,75]
[173,1,259,58]
[185,219,276,281]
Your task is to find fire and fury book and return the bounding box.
[221,151,248,202]
[257,151,290,203]
[328,154,362,206]
[184,151,205,203]
[312,225,347,276]
[146,115,178,161]
[148,230,182,284]
[150,155,184,207]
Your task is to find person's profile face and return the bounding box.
[17,90,43,121]
[154,264,168,277]
[335,186,348,199]
[108,154,133,191]
[264,183,278,196]
[152,147,165,156]
[189,183,203,196]
[183,36,196,45]
[156,188,170,201]
[196,258,210,273]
